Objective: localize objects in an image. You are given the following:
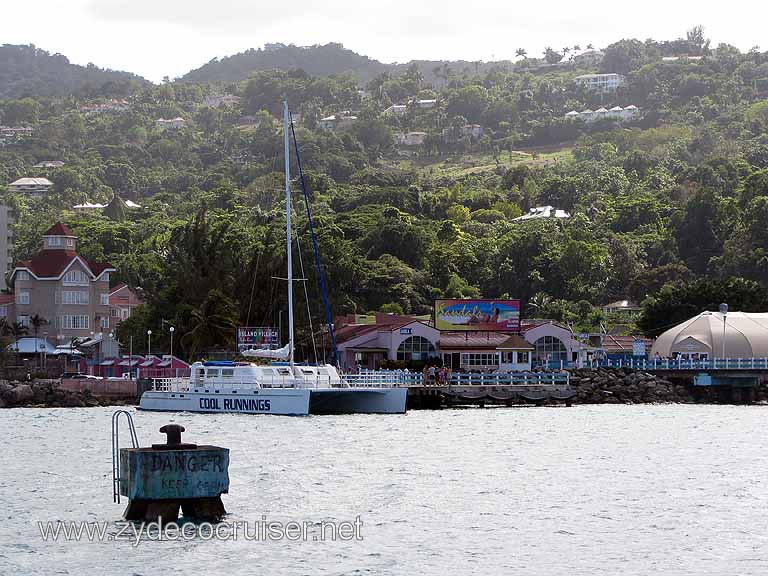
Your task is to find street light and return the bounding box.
[147,329,152,356]
[169,326,175,358]
[719,303,728,362]
[43,331,48,369]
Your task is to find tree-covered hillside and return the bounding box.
[1,29,768,358]
[179,42,518,86]
[0,44,149,100]
[181,43,389,84]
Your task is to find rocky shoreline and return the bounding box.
[2,369,767,408]
[569,367,767,404]
[0,380,135,408]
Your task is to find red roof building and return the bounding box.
[6,222,116,342]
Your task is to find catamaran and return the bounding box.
[139,101,408,415]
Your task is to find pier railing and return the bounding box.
[594,358,768,371]
[344,370,570,388]
[150,370,571,392]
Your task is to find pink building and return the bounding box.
[108,283,143,330]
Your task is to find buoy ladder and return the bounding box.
[111,410,139,503]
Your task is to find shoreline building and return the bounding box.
[0,203,14,290]
[650,311,768,360]
[108,283,143,331]
[6,223,115,342]
[334,312,582,372]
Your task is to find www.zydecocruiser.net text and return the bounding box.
[37,517,364,546]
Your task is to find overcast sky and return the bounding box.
[3,0,765,83]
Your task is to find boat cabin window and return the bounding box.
[277,368,291,376]
[207,369,219,377]
[222,369,234,377]
[318,369,328,376]
[196,368,205,378]
[301,369,314,375]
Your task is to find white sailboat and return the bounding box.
[139,101,408,415]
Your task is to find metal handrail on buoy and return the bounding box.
[111,410,139,504]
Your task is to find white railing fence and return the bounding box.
[345,369,570,387]
[150,370,571,391]
[598,357,768,371]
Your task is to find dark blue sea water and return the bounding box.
[1,405,767,575]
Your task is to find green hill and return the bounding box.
[180,43,389,84]
[0,44,150,100]
[179,42,517,85]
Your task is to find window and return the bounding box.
[100,293,109,306]
[66,238,75,247]
[121,309,129,319]
[16,270,29,281]
[461,353,499,367]
[62,291,89,305]
[397,336,437,362]
[47,236,62,247]
[63,269,89,286]
[100,317,109,329]
[60,315,89,330]
[111,308,120,317]
[518,351,530,364]
[17,315,30,327]
[222,369,234,378]
[0,305,6,317]
[206,369,219,378]
[16,291,29,305]
[533,336,568,363]
[101,273,110,283]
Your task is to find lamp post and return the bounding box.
[129,335,133,382]
[719,303,728,363]
[147,330,152,356]
[43,331,48,369]
[169,326,175,358]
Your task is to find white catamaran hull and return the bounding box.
[310,387,408,414]
[138,389,311,415]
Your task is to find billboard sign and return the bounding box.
[237,327,280,352]
[434,299,521,332]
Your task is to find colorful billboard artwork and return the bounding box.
[236,327,280,352]
[435,299,521,332]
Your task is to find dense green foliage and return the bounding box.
[2,29,768,358]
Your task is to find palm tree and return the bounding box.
[527,292,552,317]
[515,48,527,60]
[181,289,239,360]
[10,321,28,341]
[9,321,28,360]
[30,314,48,341]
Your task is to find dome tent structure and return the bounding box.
[650,311,768,359]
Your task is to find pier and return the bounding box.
[343,371,575,409]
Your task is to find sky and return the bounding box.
[3,0,765,83]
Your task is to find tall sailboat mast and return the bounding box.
[284,100,295,367]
